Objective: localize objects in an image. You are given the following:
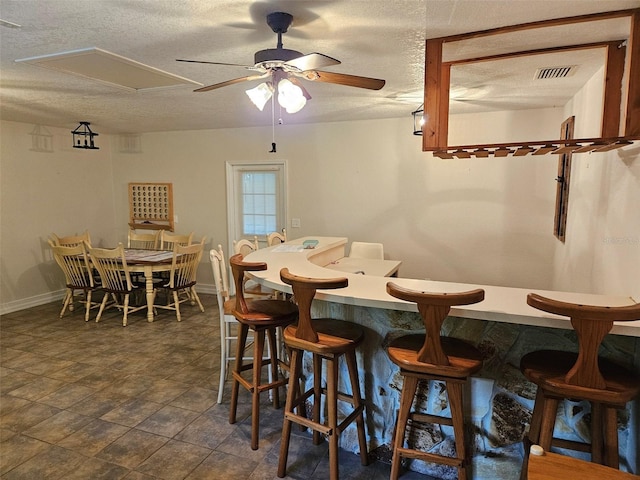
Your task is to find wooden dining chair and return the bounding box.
[49,230,92,248]
[153,240,205,321]
[127,229,159,249]
[88,243,146,326]
[160,230,193,250]
[51,243,101,321]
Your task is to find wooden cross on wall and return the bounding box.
[554,116,575,242]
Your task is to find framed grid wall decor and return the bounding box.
[128,182,174,231]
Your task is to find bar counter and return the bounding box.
[244,237,640,479]
[245,237,639,336]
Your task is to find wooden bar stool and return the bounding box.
[228,254,298,450]
[520,294,640,478]
[385,282,485,480]
[277,268,369,480]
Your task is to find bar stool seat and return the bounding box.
[228,254,298,451]
[520,294,640,478]
[385,282,485,480]
[388,334,483,378]
[277,268,369,480]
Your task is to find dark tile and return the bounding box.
[0,400,60,433]
[138,378,191,404]
[96,429,168,469]
[173,409,236,449]
[57,418,130,456]
[23,409,92,443]
[135,439,212,480]
[0,394,30,416]
[0,369,39,395]
[100,397,163,427]
[99,374,159,397]
[71,390,130,418]
[38,382,96,408]
[5,375,66,401]
[135,404,199,437]
[0,433,51,475]
[0,295,433,480]
[75,369,123,389]
[186,450,258,479]
[122,472,156,480]
[61,456,131,480]
[46,361,103,382]
[2,444,87,479]
[169,386,216,413]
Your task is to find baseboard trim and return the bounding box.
[1,285,217,316]
[1,290,66,316]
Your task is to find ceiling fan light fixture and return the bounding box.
[245,82,274,111]
[277,77,307,114]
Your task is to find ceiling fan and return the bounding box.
[177,12,385,113]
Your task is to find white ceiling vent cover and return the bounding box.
[534,65,577,80]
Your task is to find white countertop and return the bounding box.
[244,237,640,337]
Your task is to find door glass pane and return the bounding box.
[241,171,278,236]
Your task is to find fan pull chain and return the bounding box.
[269,92,276,153]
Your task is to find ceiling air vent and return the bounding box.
[534,65,576,80]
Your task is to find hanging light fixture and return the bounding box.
[245,74,311,114]
[412,104,425,136]
[246,82,275,111]
[277,77,310,113]
[71,121,99,149]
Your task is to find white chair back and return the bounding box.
[267,229,287,246]
[233,236,259,256]
[211,244,238,404]
[349,241,384,260]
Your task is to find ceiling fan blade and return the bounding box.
[194,73,270,92]
[177,59,251,68]
[284,53,340,71]
[303,70,385,90]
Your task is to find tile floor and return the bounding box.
[0,294,433,479]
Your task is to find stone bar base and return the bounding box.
[309,301,640,479]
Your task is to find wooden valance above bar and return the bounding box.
[423,9,640,157]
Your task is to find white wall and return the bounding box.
[110,113,561,290]
[0,121,117,311]
[2,98,638,313]
[552,66,640,299]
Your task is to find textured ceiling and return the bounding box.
[1,0,638,134]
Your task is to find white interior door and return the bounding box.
[226,161,287,254]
